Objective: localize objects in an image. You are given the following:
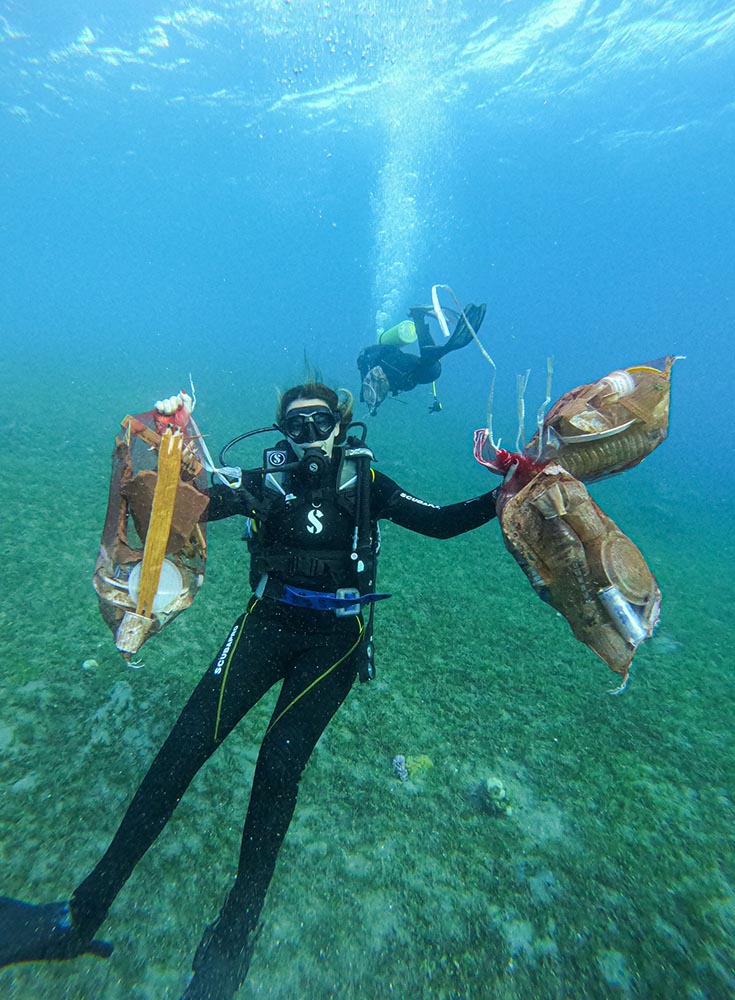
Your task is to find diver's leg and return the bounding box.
[71,602,282,939]
[182,614,362,1000]
[409,305,437,350]
[0,602,279,969]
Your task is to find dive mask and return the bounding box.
[282,406,338,444]
[361,366,389,416]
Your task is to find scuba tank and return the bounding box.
[378,320,417,346]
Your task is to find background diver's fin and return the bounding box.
[420,303,487,361]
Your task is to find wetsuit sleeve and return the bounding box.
[371,470,499,539]
[206,473,262,522]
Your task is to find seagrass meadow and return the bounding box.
[1,361,733,1000]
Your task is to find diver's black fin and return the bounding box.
[442,302,486,353]
[0,897,113,967]
[180,913,258,1000]
[420,303,487,361]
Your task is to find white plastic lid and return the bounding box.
[127,559,184,614]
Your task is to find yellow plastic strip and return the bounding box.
[136,429,183,617]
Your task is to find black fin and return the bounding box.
[0,896,113,967]
[420,303,487,362]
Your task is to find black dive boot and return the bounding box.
[0,897,113,967]
[180,912,258,1000]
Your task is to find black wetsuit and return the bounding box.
[358,342,442,393]
[70,451,498,992]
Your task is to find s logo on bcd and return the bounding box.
[307,508,324,534]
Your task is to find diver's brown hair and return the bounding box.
[276,382,354,443]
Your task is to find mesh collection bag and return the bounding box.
[474,356,678,687]
[527,356,678,482]
[497,463,660,690]
[93,399,209,659]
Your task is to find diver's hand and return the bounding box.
[212,466,243,489]
[154,390,193,416]
[153,390,195,433]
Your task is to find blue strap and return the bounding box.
[280,585,391,612]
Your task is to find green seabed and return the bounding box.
[1,380,733,999]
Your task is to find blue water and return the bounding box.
[1,3,734,999]
[3,2,733,457]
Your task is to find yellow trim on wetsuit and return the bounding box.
[265,616,364,738]
[213,598,258,742]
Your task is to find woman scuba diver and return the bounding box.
[0,381,499,999]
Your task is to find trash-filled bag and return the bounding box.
[496,461,660,690]
[527,356,678,482]
[93,394,209,659]
[474,354,677,688]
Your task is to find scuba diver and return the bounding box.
[0,382,499,1000]
[358,301,487,415]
